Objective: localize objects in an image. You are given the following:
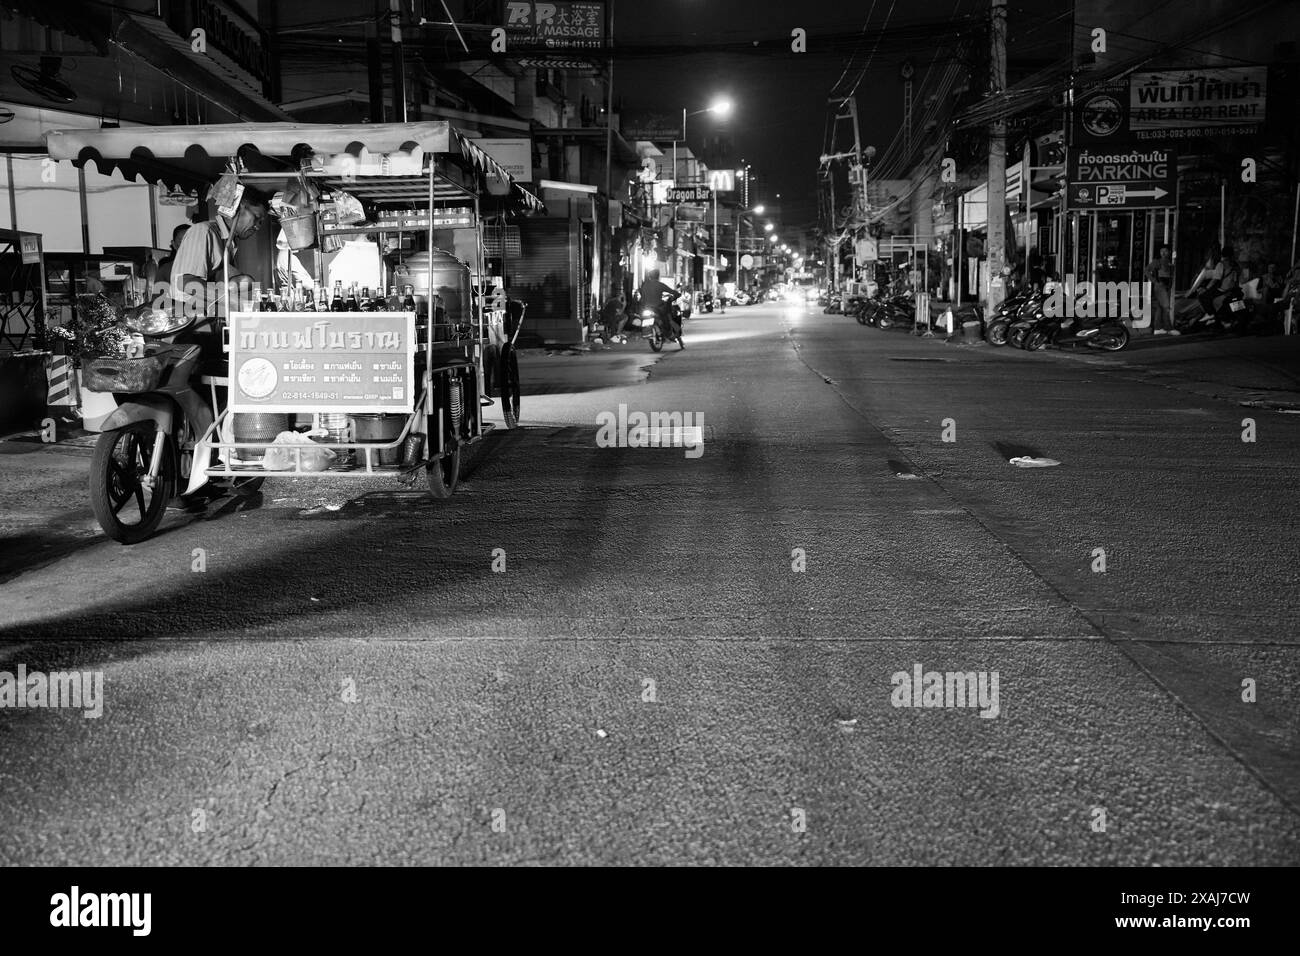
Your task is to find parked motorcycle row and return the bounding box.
[819,284,930,332]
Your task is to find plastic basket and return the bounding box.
[280,211,316,250]
[81,354,166,393]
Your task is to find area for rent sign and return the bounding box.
[1072,66,1267,145]
[1066,147,1177,210]
[1129,68,1266,140]
[229,311,416,413]
[501,2,606,50]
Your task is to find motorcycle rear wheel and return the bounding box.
[90,420,175,544]
[1024,329,1049,351]
[648,328,663,352]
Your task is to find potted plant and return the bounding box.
[47,293,133,432]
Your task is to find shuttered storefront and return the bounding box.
[508,218,580,345]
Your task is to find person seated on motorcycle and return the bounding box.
[167,191,270,368]
[637,269,682,338]
[1190,244,1238,319]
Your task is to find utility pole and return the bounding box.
[389,0,406,122]
[986,0,1008,312]
[735,207,742,293]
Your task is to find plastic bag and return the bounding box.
[334,191,366,225]
[262,430,336,472]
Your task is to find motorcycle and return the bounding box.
[637,301,686,352]
[81,307,261,544]
[1176,287,1253,335]
[983,288,1037,346]
[869,290,916,330]
[844,293,870,324]
[823,293,843,315]
[1023,310,1130,352]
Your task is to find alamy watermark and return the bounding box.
[595,404,705,458]
[890,663,1000,718]
[0,665,104,718]
[1042,275,1151,321]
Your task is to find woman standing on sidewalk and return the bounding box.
[1146,245,1177,335]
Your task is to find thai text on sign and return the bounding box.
[229,311,416,414]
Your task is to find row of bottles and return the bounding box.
[249,282,420,313]
[328,282,418,313]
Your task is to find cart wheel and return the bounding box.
[425,445,461,499]
[500,344,521,429]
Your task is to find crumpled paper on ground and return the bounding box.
[1009,456,1061,468]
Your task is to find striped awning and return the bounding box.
[44,121,544,214]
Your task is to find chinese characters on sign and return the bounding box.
[502,1,606,50]
[229,312,416,413]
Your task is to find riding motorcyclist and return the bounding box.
[637,269,683,340]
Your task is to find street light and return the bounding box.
[768,235,778,243]
[764,223,774,232]
[753,204,764,215]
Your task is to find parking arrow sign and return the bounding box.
[1066,147,1177,210]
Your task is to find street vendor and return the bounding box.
[168,191,269,318]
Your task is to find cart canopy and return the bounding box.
[44,121,544,215]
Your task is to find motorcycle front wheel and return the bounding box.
[1089,326,1130,351]
[1024,329,1050,351]
[985,320,1010,346]
[90,420,175,544]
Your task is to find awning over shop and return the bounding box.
[44,122,545,214]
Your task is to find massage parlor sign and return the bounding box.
[229,312,416,414]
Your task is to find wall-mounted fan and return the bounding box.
[11,57,77,104]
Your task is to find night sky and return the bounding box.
[614,0,1072,227]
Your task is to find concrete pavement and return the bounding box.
[1,303,1296,865]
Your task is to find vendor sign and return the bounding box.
[229,311,416,414]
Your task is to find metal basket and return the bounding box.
[81,354,166,393]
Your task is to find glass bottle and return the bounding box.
[346,284,361,311]
[387,285,401,311]
[402,284,417,312]
[330,281,345,312]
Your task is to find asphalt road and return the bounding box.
[1,303,1298,865]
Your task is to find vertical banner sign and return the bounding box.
[20,235,41,264]
[229,312,416,413]
[501,1,606,49]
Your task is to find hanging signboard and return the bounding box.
[475,138,533,182]
[621,109,685,141]
[19,235,41,264]
[1066,146,1177,210]
[1072,67,1267,145]
[229,311,416,414]
[501,1,606,50]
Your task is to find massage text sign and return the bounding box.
[229,311,416,414]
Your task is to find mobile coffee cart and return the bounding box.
[46,122,543,499]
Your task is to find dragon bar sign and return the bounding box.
[229,312,416,413]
